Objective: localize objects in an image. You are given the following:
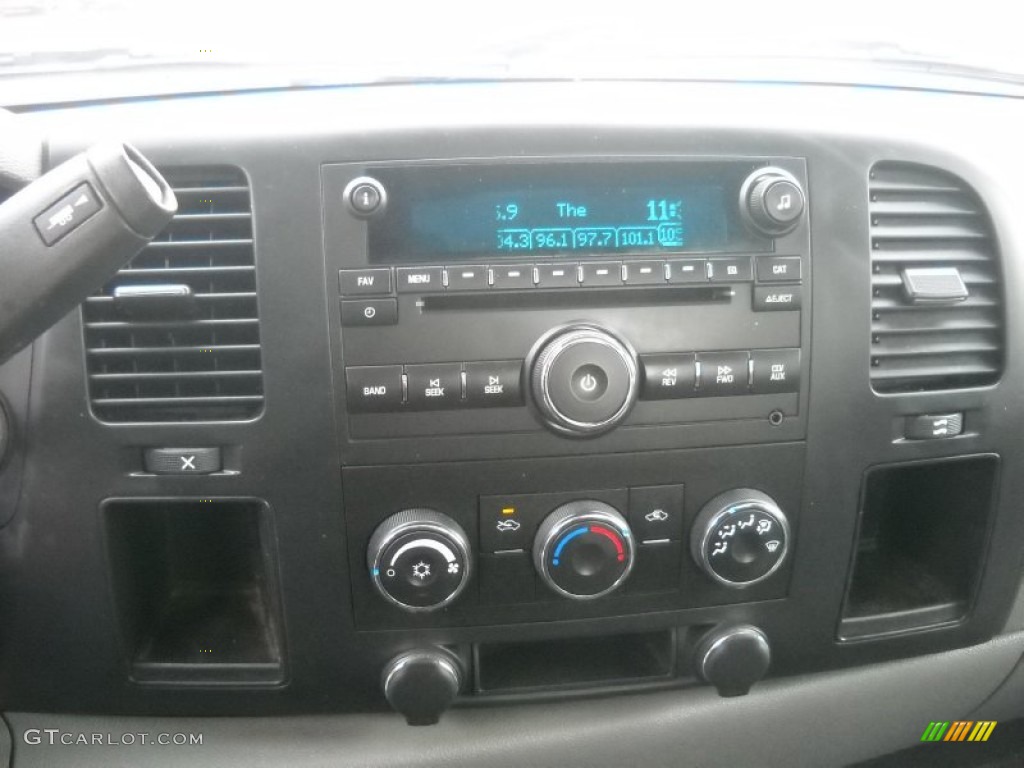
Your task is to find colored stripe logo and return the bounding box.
[921,721,996,743]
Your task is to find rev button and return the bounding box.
[406,363,462,409]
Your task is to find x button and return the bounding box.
[143,447,222,475]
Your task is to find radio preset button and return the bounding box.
[580,261,623,287]
[755,256,801,283]
[697,351,750,396]
[396,266,444,293]
[340,298,398,326]
[346,366,404,412]
[536,263,579,288]
[708,257,753,283]
[667,259,708,284]
[465,360,523,407]
[446,265,489,291]
[640,353,697,400]
[753,285,802,311]
[623,261,665,285]
[751,349,801,394]
[339,268,392,296]
[406,363,462,409]
[490,264,534,289]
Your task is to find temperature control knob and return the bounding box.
[533,500,635,599]
[740,167,805,235]
[368,509,471,612]
[691,489,790,587]
[529,324,639,437]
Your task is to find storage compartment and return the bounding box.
[839,455,998,640]
[103,499,284,684]
[475,630,674,693]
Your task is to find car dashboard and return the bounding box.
[1,79,1024,766]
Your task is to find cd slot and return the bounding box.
[421,285,732,312]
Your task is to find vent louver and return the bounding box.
[83,167,264,422]
[869,162,1003,393]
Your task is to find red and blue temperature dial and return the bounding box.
[534,500,635,600]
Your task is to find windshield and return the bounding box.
[0,1,1019,101]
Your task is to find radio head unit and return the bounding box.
[322,156,810,454]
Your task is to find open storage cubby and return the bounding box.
[103,499,284,684]
[839,455,998,640]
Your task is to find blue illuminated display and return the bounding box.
[369,163,767,263]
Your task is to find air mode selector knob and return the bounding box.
[691,489,790,587]
[740,168,805,235]
[533,500,635,599]
[368,509,472,612]
[529,324,639,437]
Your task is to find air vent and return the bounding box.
[869,162,1003,393]
[83,167,263,422]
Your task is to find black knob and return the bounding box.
[344,176,387,217]
[533,500,635,599]
[691,489,790,587]
[367,510,471,612]
[382,648,462,726]
[529,324,639,437]
[740,168,805,235]
[696,625,771,697]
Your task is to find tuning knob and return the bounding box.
[695,625,771,697]
[382,648,463,725]
[740,167,805,235]
[529,324,639,437]
[691,489,790,587]
[533,500,635,599]
[367,510,471,612]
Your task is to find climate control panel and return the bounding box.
[357,466,798,624]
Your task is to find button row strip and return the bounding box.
[340,255,802,297]
[346,360,523,413]
[641,348,801,399]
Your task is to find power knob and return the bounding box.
[367,510,472,612]
[740,167,805,235]
[529,324,639,437]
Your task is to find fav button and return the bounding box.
[406,363,462,409]
[339,268,392,296]
[465,360,523,407]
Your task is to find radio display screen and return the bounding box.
[367,162,769,263]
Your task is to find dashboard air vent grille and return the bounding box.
[83,166,263,422]
[869,162,1003,393]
